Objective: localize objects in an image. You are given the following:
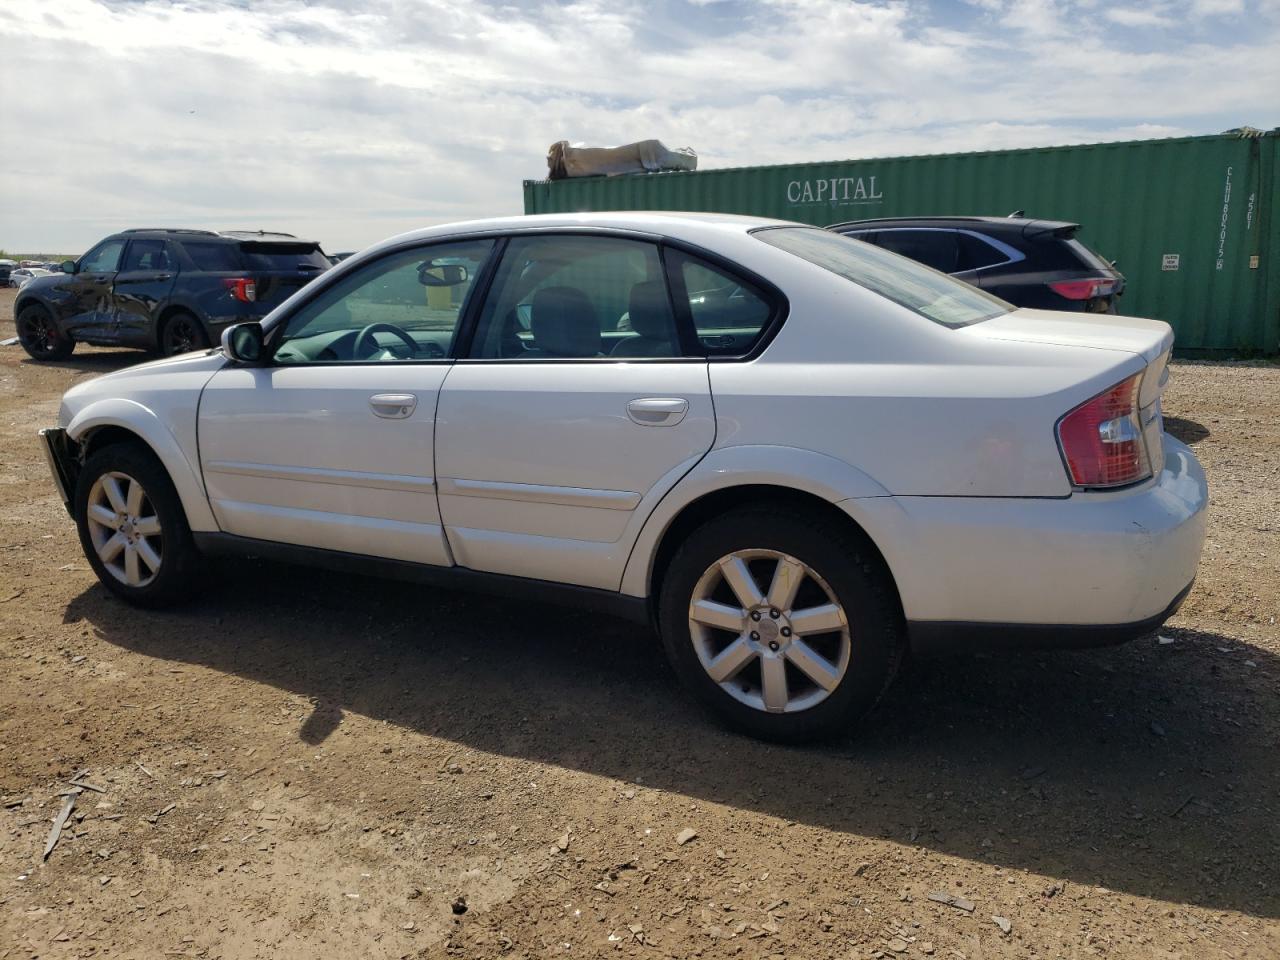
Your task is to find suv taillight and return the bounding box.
[1056,373,1150,488]
[1049,277,1116,300]
[224,277,257,303]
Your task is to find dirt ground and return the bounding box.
[1,285,1276,960]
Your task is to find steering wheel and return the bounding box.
[353,322,419,359]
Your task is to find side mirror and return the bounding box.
[61,260,77,275]
[418,262,469,287]
[221,322,265,364]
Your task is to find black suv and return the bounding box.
[827,216,1125,313]
[14,229,331,361]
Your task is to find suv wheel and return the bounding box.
[75,442,200,607]
[16,304,74,361]
[160,312,209,357]
[658,506,904,742]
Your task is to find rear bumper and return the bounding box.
[39,427,79,516]
[847,436,1208,652]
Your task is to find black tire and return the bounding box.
[159,312,209,357]
[658,506,904,742]
[16,303,74,361]
[74,441,201,607]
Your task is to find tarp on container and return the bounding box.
[547,139,697,180]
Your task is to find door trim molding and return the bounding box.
[204,459,435,493]
[438,477,640,510]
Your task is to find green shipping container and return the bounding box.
[524,131,1280,355]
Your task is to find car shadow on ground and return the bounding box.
[20,350,150,374]
[67,559,1278,919]
[1164,416,1211,445]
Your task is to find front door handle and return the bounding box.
[369,393,417,419]
[627,397,689,426]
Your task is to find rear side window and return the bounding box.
[757,227,1010,328]
[956,233,1012,271]
[670,252,774,357]
[871,229,959,273]
[122,239,173,272]
[239,242,331,272]
[182,241,243,272]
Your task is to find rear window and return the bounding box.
[182,241,243,272]
[756,227,1010,328]
[239,242,331,273]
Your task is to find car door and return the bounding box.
[197,238,496,565]
[63,238,126,341]
[113,239,179,346]
[434,233,715,591]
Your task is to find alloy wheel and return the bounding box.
[19,314,54,354]
[688,549,851,714]
[166,318,198,355]
[85,471,163,587]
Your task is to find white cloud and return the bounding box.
[0,0,1276,252]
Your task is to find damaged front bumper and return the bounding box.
[38,427,79,516]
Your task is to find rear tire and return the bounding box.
[75,442,201,607]
[159,312,209,357]
[16,303,74,361]
[658,506,904,742]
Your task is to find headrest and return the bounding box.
[530,286,600,357]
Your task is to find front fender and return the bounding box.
[618,444,890,597]
[66,398,218,531]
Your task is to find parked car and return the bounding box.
[0,259,14,284]
[827,216,1125,313]
[9,267,56,288]
[14,228,331,361]
[39,213,1206,741]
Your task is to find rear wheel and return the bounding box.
[75,442,200,607]
[658,506,904,742]
[16,304,74,361]
[159,312,209,356]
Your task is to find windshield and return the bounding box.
[755,227,1011,327]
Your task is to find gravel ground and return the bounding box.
[1,286,1277,959]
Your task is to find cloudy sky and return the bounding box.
[1,0,1277,254]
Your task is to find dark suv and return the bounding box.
[827,216,1125,313]
[14,229,331,361]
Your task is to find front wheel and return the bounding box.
[658,507,904,742]
[75,442,200,607]
[16,304,74,361]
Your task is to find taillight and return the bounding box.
[1056,373,1150,488]
[1049,277,1116,300]
[223,277,257,302]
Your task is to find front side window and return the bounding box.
[122,240,172,272]
[272,240,494,364]
[757,227,1010,328]
[470,235,684,360]
[80,239,126,274]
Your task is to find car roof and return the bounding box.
[367,211,801,252]
[113,228,315,244]
[828,215,1079,234]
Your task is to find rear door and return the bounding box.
[434,233,715,590]
[113,239,179,346]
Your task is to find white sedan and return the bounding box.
[40,213,1207,741]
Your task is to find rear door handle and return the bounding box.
[369,393,417,419]
[627,397,689,426]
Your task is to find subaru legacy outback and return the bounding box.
[39,214,1206,741]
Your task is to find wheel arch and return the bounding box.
[621,445,901,615]
[154,304,201,351]
[67,400,218,532]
